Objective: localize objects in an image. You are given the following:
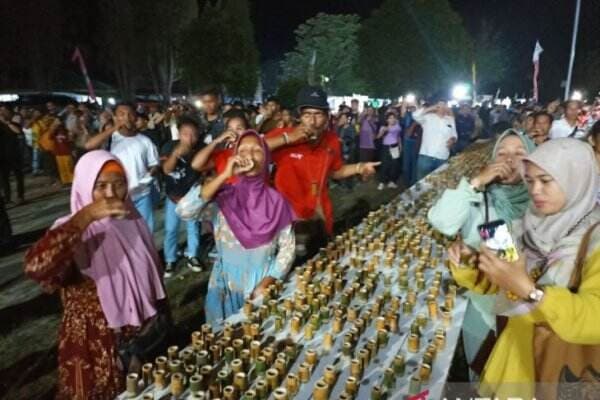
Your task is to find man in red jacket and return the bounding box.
[266,86,379,260]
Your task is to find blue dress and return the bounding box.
[176,185,296,323]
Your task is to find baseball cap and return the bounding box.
[296,86,330,111]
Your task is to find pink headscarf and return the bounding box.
[53,150,166,328]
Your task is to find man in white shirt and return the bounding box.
[85,102,160,232]
[549,100,584,139]
[413,100,457,179]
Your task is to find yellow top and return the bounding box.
[449,247,600,399]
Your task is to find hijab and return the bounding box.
[215,130,294,249]
[497,138,600,316]
[53,150,166,328]
[487,130,536,223]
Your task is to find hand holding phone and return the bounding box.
[478,220,519,262]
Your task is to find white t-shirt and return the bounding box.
[414,110,457,160]
[549,118,585,139]
[108,132,159,200]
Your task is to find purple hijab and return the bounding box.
[53,150,166,328]
[215,130,294,249]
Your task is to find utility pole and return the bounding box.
[564,0,582,101]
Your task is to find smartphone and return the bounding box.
[477,220,519,261]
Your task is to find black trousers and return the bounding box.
[0,153,25,202]
[0,194,12,249]
[378,144,401,184]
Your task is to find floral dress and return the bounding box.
[24,221,131,400]
[177,185,295,323]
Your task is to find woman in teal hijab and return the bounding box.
[428,129,536,381]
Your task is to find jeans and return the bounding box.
[417,154,445,180]
[402,138,418,187]
[32,147,40,173]
[133,192,155,233]
[163,197,200,263]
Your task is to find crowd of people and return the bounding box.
[2,83,600,398]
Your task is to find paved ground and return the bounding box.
[0,174,405,399]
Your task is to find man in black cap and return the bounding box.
[265,86,379,260]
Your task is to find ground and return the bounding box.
[0,174,405,400]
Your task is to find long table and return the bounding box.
[119,143,491,400]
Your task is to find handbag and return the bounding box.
[533,222,600,400]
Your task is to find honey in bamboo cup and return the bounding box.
[323,365,338,386]
[393,354,406,375]
[170,372,184,397]
[126,373,139,396]
[189,374,202,392]
[233,372,247,392]
[441,306,452,327]
[272,387,288,400]
[317,332,331,354]
[383,367,396,389]
[243,389,257,400]
[290,316,301,335]
[222,385,236,400]
[286,373,299,395]
[275,356,287,375]
[408,333,420,353]
[142,393,154,400]
[436,333,447,351]
[255,379,268,399]
[185,364,196,377]
[167,346,179,361]
[266,368,279,390]
[419,363,432,383]
[375,316,386,331]
[305,349,318,366]
[196,350,209,368]
[344,358,361,382]
[332,316,343,334]
[153,369,166,390]
[313,379,330,400]
[345,376,359,395]
[141,363,153,387]
[371,385,383,400]
[249,340,261,360]
[155,356,168,371]
[298,362,311,383]
[231,359,243,374]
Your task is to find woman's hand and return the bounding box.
[478,245,535,299]
[71,198,129,230]
[447,239,476,266]
[251,277,276,299]
[215,129,238,146]
[224,156,254,178]
[470,161,513,190]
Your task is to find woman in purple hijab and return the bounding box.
[177,130,295,323]
[24,150,166,399]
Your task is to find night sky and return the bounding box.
[250,0,600,98]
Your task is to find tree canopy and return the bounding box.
[179,0,260,98]
[280,13,368,95]
[358,0,472,98]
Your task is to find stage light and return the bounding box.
[405,93,416,104]
[571,90,583,101]
[452,84,470,100]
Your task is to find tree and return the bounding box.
[276,78,306,109]
[358,0,472,98]
[136,0,197,102]
[180,0,259,98]
[472,20,511,94]
[98,0,140,100]
[280,13,368,95]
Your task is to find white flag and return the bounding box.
[532,40,544,63]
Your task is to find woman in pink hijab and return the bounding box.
[24,150,166,399]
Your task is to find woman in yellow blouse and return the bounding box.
[448,138,600,399]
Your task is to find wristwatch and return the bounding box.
[526,286,545,303]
